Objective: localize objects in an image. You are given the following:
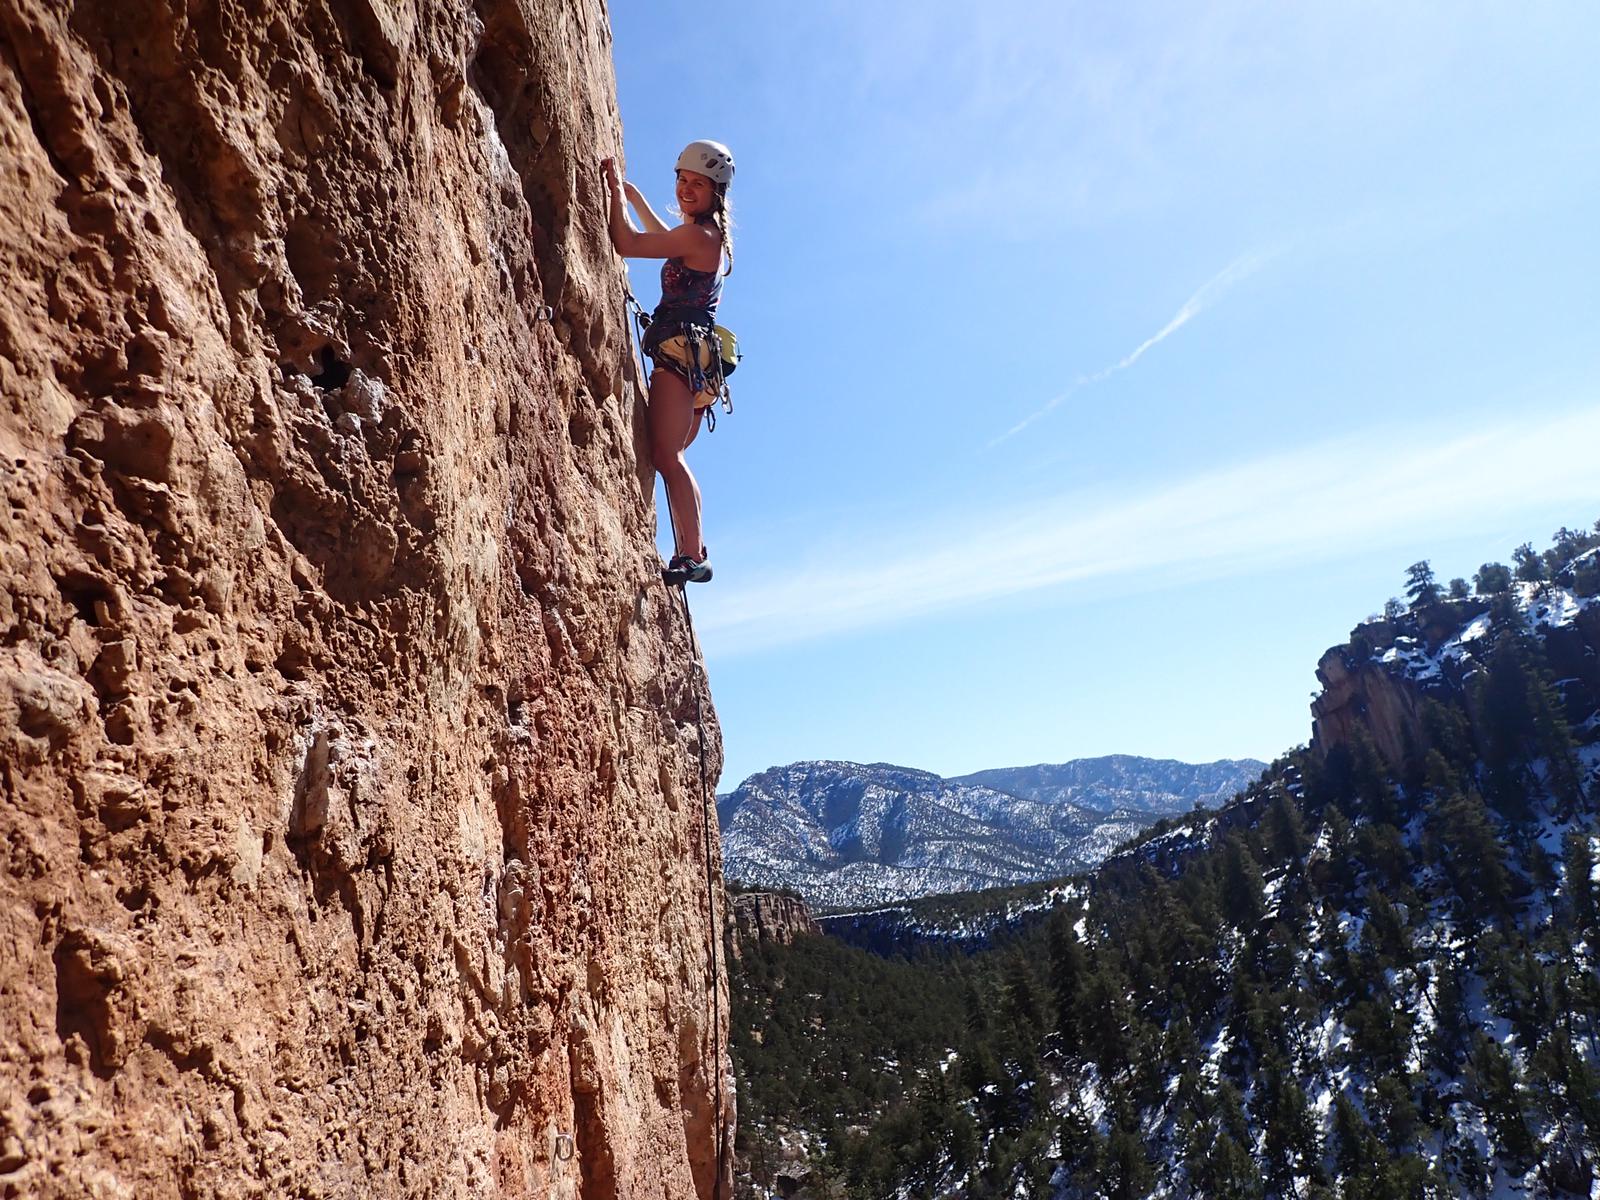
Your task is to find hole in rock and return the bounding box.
[55,569,114,625]
[311,346,352,392]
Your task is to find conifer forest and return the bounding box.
[730,523,1600,1199]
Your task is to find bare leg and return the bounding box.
[648,367,706,557]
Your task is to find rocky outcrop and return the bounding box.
[1311,591,1600,776]
[1309,645,1429,774]
[728,893,819,960]
[1541,602,1600,737]
[0,2,729,1198]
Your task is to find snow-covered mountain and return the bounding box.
[954,754,1264,814]
[718,756,1261,909]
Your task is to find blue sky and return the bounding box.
[609,2,1600,789]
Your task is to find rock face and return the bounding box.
[727,893,819,960]
[1311,588,1600,775]
[0,3,730,1198]
[1310,643,1429,773]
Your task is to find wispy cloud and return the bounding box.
[991,251,1269,447]
[696,405,1600,657]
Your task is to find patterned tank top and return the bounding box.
[657,255,722,317]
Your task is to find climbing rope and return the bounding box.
[625,280,729,1198]
[674,585,729,1200]
[617,280,732,1196]
[624,287,654,395]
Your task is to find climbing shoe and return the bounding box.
[663,553,713,586]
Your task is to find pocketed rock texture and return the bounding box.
[0,2,730,1198]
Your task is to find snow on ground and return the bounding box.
[1375,585,1594,690]
[1381,635,1444,682]
[1523,582,1586,628]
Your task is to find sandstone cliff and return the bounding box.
[727,893,819,962]
[0,2,730,1197]
[1311,590,1600,776]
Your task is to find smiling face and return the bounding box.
[675,169,715,217]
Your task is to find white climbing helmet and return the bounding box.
[675,139,734,187]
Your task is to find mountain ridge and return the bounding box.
[719,754,1264,909]
[954,753,1267,814]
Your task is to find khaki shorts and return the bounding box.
[652,334,719,409]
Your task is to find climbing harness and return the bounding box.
[625,287,740,429]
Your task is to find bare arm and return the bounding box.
[603,157,638,249]
[624,181,670,233]
[613,225,720,261]
[602,160,718,262]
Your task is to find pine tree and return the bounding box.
[1423,788,1512,922]
[1102,1124,1154,1200]
[1447,577,1470,600]
[1526,668,1584,809]
[1079,966,1134,1076]
[1361,887,1413,970]
[1468,1033,1536,1168]
[1573,552,1600,597]
[1475,628,1583,816]
[1225,976,1269,1076]
[1000,955,1043,1092]
[1345,996,1414,1077]
[1512,542,1546,583]
[1262,1061,1321,1190]
[962,979,990,1040]
[1187,1126,1262,1199]
[1490,944,1557,1050]
[1421,700,1475,782]
[1560,833,1597,939]
[1219,834,1267,929]
[1426,964,1470,1078]
[1315,804,1360,900]
[1367,1073,1420,1152]
[1266,790,1312,864]
[959,1038,1001,1104]
[1347,731,1404,827]
[1058,1108,1097,1173]
[1473,561,1512,594]
[1354,821,1415,898]
[1525,1024,1600,1156]
[998,953,1049,1049]
[1405,560,1442,608]
[1548,525,1595,566]
[1332,1091,1380,1179]
[1047,907,1087,1054]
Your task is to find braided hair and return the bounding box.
[697,185,734,277]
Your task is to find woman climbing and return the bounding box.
[602,139,735,586]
